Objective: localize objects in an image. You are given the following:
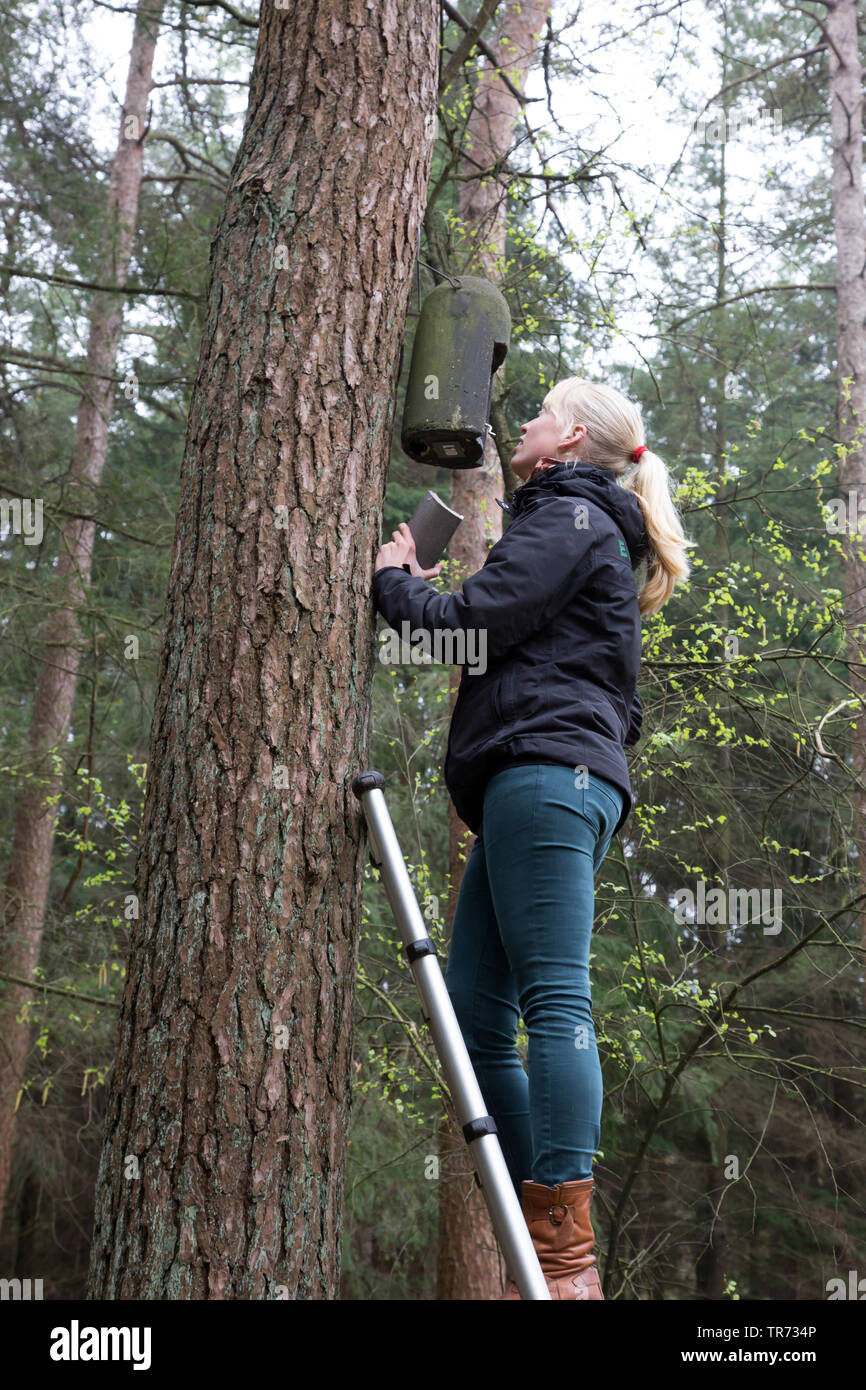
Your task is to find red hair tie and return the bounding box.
[632,445,647,462]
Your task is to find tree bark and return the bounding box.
[0,0,166,1237]
[86,0,439,1299]
[828,0,866,1003]
[435,0,551,1302]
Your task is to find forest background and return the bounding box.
[0,0,863,1301]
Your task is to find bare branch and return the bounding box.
[0,263,203,302]
[179,0,258,27]
[667,282,835,331]
[440,0,501,93]
[440,1,542,105]
[0,972,120,1010]
[147,129,231,178]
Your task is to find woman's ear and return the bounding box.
[561,422,586,455]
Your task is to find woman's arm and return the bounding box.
[372,498,600,663]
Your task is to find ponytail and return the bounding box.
[543,377,695,617]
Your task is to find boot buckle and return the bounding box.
[549,1202,568,1225]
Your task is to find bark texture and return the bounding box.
[0,0,166,1237]
[86,0,439,1298]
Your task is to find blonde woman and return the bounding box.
[373,376,692,1299]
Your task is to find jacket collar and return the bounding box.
[496,457,648,567]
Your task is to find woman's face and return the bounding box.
[510,404,585,481]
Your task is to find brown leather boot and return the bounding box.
[499,1177,604,1300]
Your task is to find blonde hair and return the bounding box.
[543,376,695,618]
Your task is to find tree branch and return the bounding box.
[179,0,258,27]
[0,972,120,1010]
[0,263,203,302]
[147,129,231,178]
[667,282,835,331]
[440,0,542,105]
[439,0,501,93]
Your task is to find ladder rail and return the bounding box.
[352,769,551,1301]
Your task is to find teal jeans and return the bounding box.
[444,763,623,1199]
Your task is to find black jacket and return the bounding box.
[372,459,648,838]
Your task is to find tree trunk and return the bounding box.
[0,0,166,1237]
[828,0,866,1003]
[435,0,551,1301]
[86,0,439,1299]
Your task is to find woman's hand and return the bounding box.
[374,522,443,579]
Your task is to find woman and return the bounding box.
[372,376,692,1299]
